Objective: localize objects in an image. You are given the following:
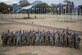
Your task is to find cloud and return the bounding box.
[0,0,19,5]
[0,0,82,6]
[0,0,7,2]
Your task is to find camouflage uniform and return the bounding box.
[1,32,6,46]
[41,32,46,45]
[8,31,14,46]
[76,36,81,49]
[55,33,59,46]
[50,34,54,46]
[35,32,41,45]
[31,32,36,45]
[15,31,21,46]
[5,30,11,46]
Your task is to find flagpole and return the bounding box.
[75,6,78,22]
[71,7,73,22]
[40,8,42,18]
[37,8,38,18]
[68,6,70,22]
[67,7,70,22]
[12,7,14,22]
[58,8,60,20]
[65,7,66,22]
[43,8,44,18]
[61,6,62,21]
[45,8,46,19]
[69,7,71,22]
[63,6,66,22]
[57,8,59,20]
[79,8,81,20]
[35,8,36,18]
[78,7,80,21]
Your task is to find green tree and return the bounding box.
[19,0,30,7]
[35,3,50,8]
[0,2,11,13]
[33,3,50,14]
[51,4,58,8]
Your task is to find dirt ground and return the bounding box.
[0,15,82,55]
[0,24,82,55]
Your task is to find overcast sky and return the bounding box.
[0,0,82,6]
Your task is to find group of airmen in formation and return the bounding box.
[1,29,81,49]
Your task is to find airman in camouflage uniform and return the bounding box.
[1,29,81,49]
[76,35,81,49]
